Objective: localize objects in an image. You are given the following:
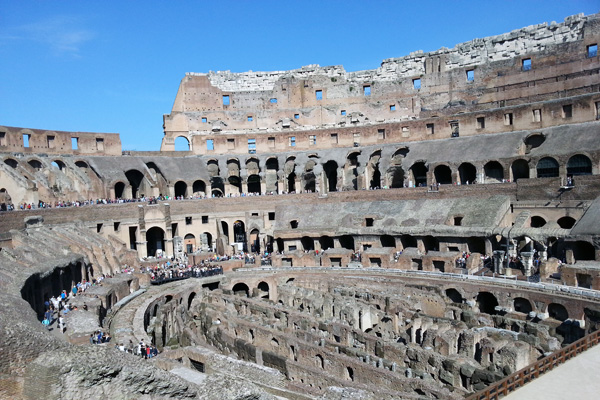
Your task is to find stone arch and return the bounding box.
[380,235,396,248]
[513,297,533,314]
[257,281,269,299]
[232,282,250,297]
[203,232,213,249]
[548,303,568,321]
[51,160,65,170]
[265,157,279,193]
[339,235,355,250]
[319,236,334,251]
[210,177,224,197]
[422,235,439,252]
[174,181,188,198]
[530,216,547,228]
[192,180,206,195]
[247,174,261,194]
[345,366,354,381]
[114,181,126,198]
[249,229,260,253]
[476,292,499,315]
[458,162,477,184]
[467,237,486,254]
[207,159,220,177]
[228,176,242,193]
[301,236,314,251]
[174,136,190,151]
[433,164,452,185]
[27,159,42,171]
[184,233,196,253]
[537,157,559,178]
[233,220,246,245]
[125,169,147,198]
[344,151,360,190]
[323,160,338,192]
[567,154,592,176]
[511,159,530,181]
[245,157,260,175]
[4,158,18,168]
[303,159,317,192]
[146,227,166,257]
[557,216,576,229]
[315,354,325,369]
[446,288,463,303]
[410,162,428,187]
[484,161,504,183]
[368,150,383,189]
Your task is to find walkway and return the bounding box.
[504,344,600,400]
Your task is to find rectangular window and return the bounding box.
[413,78,421,89]
[0,132,6,146]
[96,223,103,233]
[294,113,299,119]
[315,90,323,100]
[269,98,277,103]
[227,138,235,149]
[378,129,386,139]
[289,136,296,147]
[504,113,513,126]
[331,133,338,144]
[476,117,485,129]
[450,121,459,137]
[363,85,371,96]
[201,117,207,123]
[587,44,598,58]
[341,110,346,116]
[23,134,30,147]
[522,58,532,71]
[389,104,396,111]
[47,135,55,149]
[466,69,474,82]
[268,212,275,221]
[532,109,542,122]
[402,126,410,137]
[353,132,360,146]
[309,135,316,145]
[247,115,253,122]
[206,139,214,151]
[595,101,600,120]
[426,123,434,135]
[222,95,230,105]
[114,222,120,231]
[202,215,209,223]
[71,137,78,150]
[248,138,256,153]
[96,138,104,151]
[562,104,573,118]
[185,217,192,225]
[268,137,275,147]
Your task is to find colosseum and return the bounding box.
[1,12,600,400]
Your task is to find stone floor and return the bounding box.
[505,344,600,400]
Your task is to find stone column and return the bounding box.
[493,250,505,274]
[137,230,148,258]
[521,251,534,276]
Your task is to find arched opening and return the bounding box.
[567,154,592,176]
[249,229,260,253]
[345,152,360,190]
[572,241,596,261]
[207,159,220,177]
[557,216,576,229]
[513,298,532,314]
[210,177,224,197]
[524,133,545,153]
[537,157,559,178]
[401,235,417,249]
[346,366,354,382]
[28,159,42,171]
[51,160,65,170]
[434,165,452,185]
[316,354,325,369]
[369,151,383,189]
[303,159,317,192]
[301,236,314,251]
[410,162,428,187]
[221,221,229,242]
[467,237,486,254]
[232,283,250,297]
[75,161,88,169]
[174,136,190,151]
[287,172,296,193]
[114,182,125,198]
[548,303,568,321]
[257,281,269,299]
[284,158,297,193]
[484,161,504,183]
[4,158,18,169]
[339,235,355,250]
[422,235,439,252]
[446,288,463,303]
[184,233,196,254]
[146,227,166,258]
[324,160,338,192]
[476,292,499,315]
[247,174,261,194]
[530,216,547,228]
[265,158,279,193]
[233,220,246,247]
[188,292,197,310]
[388,149,406,189]
[319,236,334,251]
[192,180,206,195]
[125,169,146,198]
[203,232,213,250]
[174,181,188,198]
[380,235,396,248]
[228,176,242,193]
[458,163,476,184]
[276,238,284,253]
[511,159,530,181]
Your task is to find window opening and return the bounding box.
[504,113,513,126]
[202,117,207,123]
[294,113,299,119]
[562,104,572,119]
[389,104,396,111]
[309,135,316,145]
[315,90,323,100]
[270,98,277,103]
[247,115,253,122]
[206,139,214,151]
[341,110,346,116]
[71,137,78,150]
[477,117,485,129]
[426,123,434,135]
[532,109,542,123]
[331,133,338,144]
[378,129,386,139]
[363,85,371,96]
[23,134,30,148]
[522,58,531,71]
[289,136,296,147]
[186,217,192,225]
[587,44,597,58]
[413,78,421,89]
[248,138,256,154]
[466,69,474,81]
[222,95,230,105]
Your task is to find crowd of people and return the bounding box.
[142,259,224,284]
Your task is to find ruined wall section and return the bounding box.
[162,13,600,154]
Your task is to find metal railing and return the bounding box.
[466,329,600,400]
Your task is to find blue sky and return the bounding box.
[1,1,598,151]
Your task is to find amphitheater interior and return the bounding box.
[1,12,600,400]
